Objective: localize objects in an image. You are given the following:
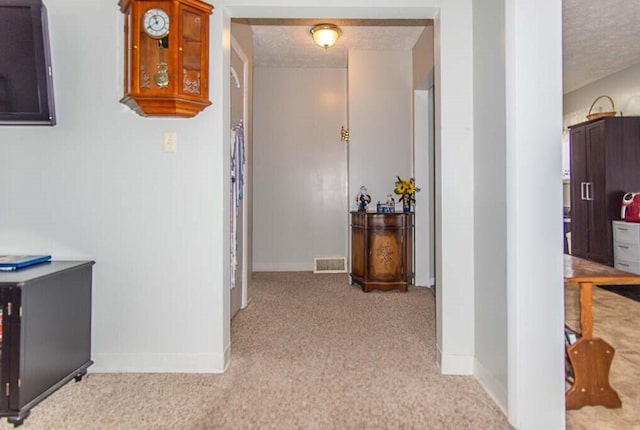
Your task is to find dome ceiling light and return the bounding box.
[310,23,341,49]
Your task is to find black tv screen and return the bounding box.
[0,0,55,125]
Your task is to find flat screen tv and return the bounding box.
[0,0,55,125]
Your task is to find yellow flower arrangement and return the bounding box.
[394,176,421,208]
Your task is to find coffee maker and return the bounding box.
[621,192,640,222]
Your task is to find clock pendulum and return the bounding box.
[154,37,170,89]
[141,8,171,89]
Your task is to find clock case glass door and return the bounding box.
[119,0,213,117]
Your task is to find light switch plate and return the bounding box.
[163,131,177,153]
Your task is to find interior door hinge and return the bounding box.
[340,126,350,142]
[6,302,11,316]
[17,378,21,388]
[5,383,9,397]
[19,306,22,318]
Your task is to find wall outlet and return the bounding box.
[163,131,177,153]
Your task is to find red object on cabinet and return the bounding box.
[621,192,640,222]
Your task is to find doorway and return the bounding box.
[231,18,434,341]
[251,67,348,272]
[230,35,250,319]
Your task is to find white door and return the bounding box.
[230,39,247,319]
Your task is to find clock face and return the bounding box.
[143,8,170,39]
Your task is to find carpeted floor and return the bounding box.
[0,272,511,429]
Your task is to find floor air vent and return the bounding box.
[313,257,348,274]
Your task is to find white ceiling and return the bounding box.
[251,25,426,69]
[563,0,640,93]
[248,3,640,94]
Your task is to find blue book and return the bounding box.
[0,255,51,271]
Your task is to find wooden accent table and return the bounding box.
[564,254,640,410]
[350,211,413,292]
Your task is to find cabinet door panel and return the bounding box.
[178,4,208,99]
[0,289,11,412]
[17,269,92,409]
[367,230,403,281]
[570,127,589,258]
[586,122,611,264]
[351,226,364,279]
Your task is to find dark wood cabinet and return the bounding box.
[569,117,640,265]
[0,261,94,426]
[350,212,413,292]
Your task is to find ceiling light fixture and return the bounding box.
[310,23,341,49]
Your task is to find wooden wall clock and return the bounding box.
[118,0,213,117]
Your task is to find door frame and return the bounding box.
[231,35,251,310]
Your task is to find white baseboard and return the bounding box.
[90,352,226,373]
[253,262,314,271]
[414,277,435,288]
[436,345,474,375]
[474,358,508,414]
[223,343,231,371]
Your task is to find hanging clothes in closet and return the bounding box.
[230,120,245,286]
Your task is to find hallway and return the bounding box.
[0,273,510,429]
[225,272,509,428]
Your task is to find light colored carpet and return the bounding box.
[0,272,511,429]
[565,284,640,429]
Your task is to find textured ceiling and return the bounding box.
[563,0,640,93]
[248,3,640,94]
[251,25,426,68]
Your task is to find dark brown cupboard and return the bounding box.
[0,261,94,426]
[350,212,413,292]
[569,117,640,265]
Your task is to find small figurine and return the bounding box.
[386,194,395,206]
[356,186,371,212]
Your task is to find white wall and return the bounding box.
[0,0,226,372]
[348,50,413,206]
[564,61,640,119]
[506,0,565,428]
[432,3,476,379]
[252,67,347,271]
[472,0,508,412]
